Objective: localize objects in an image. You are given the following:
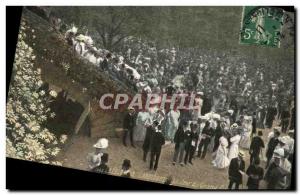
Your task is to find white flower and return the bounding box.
[50,112,56,118]
[15,122,21,128]
[39,90,45,96]
[51,147,60,156]
[60,134,67,144]
[29,104,36,111]
[31,125,40,132]
[40,115,47,121]
[49,90,57,98]
[32,92,39,99]
[37,80,43,87]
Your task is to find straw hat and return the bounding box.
[273,148,284,158]
[227,109,234,115]
[93,138,109,149]
[288,129,294,134]
[199,115,209,121]
[278,137,288,144]
[196,91,204,96]
[231,123,238,129]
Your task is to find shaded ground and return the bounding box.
[56,123,278,189]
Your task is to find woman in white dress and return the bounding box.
[164,109,180,141]
[239,115,252,149]
[212,136,230,169]
[228,132,241,161]
[133,111,151,142]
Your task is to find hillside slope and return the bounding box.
[21,8,134,137]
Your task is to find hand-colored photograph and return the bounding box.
[6,6,295,190]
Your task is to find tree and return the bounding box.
[6,19,67,165]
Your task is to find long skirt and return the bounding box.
[212,146,230,169]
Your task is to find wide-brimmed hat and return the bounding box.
[227,110,234,115]
[278,137,287,144]
[196,91,204,96]
[273,148,284,158]
[199,115,209,121]
[93,138,109,149]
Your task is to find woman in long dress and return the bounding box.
[228,132,241,161]
[134,111,151,142]
[239,115,252,149]
[164,109,180,141]
[212,136,230,169]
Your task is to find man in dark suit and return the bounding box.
[266,130,280,168]
[281,108,290,133]
[246,158,264,189]
[197,121,213,159]
[184,123,199,165]
[252,112,257,136]
[172,121,187,166]
[143,121,158,162]
[249,131,265,164]
[264,154,289,189]
[228,151,245,190]
[123,107,136,147]
[149,125,165,171]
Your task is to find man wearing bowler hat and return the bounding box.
[228,151,245,190]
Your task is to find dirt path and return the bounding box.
[56,124,278,189]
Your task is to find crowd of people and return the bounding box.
[63,26,295,190]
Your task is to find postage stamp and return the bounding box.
[240,6,284,48]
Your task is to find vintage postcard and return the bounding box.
[6,6,295,190]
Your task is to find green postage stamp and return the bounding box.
[240,6,284,48]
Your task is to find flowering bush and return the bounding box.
[6,20,66,165]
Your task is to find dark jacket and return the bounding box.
[143,126,155,151]
[150,131,165,152]
[188,131,199,148]
[123,113,136,130]
[228,157,245,184]
[214,124,223,144]
[174,126,185,145]
[266,137,279,158]
[252,117,257,134]
[250,136,265,155]
[246,164,264,188]
[265,162,289,189]
[201,125,214,143]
